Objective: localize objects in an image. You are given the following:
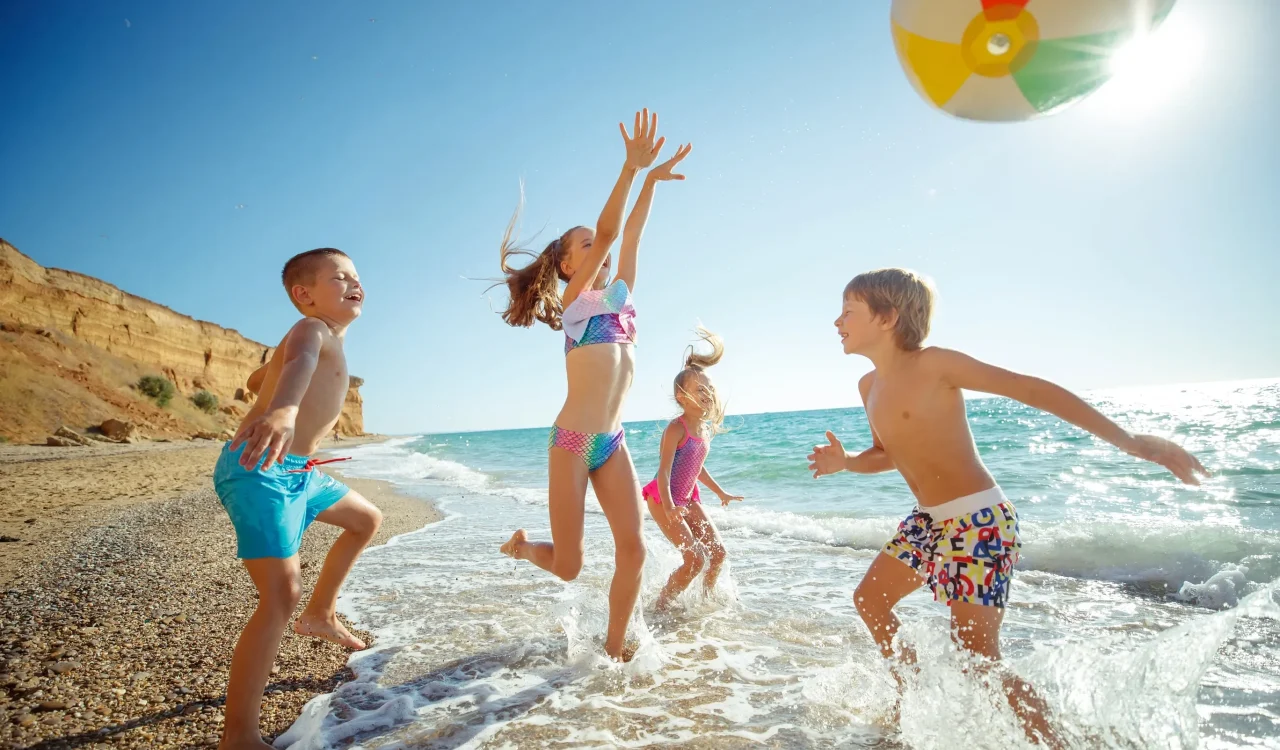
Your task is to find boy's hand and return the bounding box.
[620,109,665,170]
[230,408,297,471]
[808,431,848,478]
[1126,434,1210,485]
[718,492,744,508]
[648,144,691,182]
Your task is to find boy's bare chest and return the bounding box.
[865,377,940,441]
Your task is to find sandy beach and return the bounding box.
[0,437,440,749]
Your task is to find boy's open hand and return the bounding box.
[648,144,692,182]
[1127,434,1210,485]
[230,409,296,471]
[808,431,847,478]
[621,109,665,170]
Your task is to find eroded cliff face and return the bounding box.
[0,240,366,442]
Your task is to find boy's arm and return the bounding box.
[930,348,1209,485]
[230,319,327,470]
[809,374,894,478]
[697,467,743,507]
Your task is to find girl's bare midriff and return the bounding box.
[559,342,635,433]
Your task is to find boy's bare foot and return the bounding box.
[218,736,274,750]
[292,612,367,650]
[500,529,527,558]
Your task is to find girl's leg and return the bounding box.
[501,447,589,581]
[854,552,926,659]
[647,500,703,611]
[588,441,646,660]
[950,602,1061,748]
[682,503,726,593]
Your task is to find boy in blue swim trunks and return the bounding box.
[807,268,1207,746]
[215,248,382,750]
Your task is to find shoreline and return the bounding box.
[0,434,442,748]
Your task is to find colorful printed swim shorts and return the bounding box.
[881,488,1021,608]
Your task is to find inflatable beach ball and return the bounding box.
[891,0,1176,121]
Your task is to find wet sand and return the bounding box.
[0,438,440,748]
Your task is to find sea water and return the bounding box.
[277,379,1280,749]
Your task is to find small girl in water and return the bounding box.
[644,328,743,612]
[496,110,691,660]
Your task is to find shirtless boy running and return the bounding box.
[808,268,1207,744]
[214,248,383,749]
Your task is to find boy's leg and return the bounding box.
[951,602,1061,748]
[683,504,726,592]
[646,501,703,611]
[294,490,382,649]
[589,442,646,661]
[221,556,303,750]
[854,552,926,659]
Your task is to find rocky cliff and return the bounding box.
[0,239,366,443]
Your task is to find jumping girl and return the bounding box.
[497,110,691,660]
[644,328,743,612]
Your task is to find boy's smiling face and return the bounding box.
[835,293,890,355]
[293,255,364,326]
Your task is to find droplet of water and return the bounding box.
[987,33,1011,56]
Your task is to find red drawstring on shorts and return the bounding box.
[286,456,352,473]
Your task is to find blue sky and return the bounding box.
[2,1,1276,435]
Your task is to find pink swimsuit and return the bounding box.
[643,417,709,507]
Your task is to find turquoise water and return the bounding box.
[278,379,1280,749]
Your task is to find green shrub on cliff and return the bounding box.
[138,375,175,407]
[192,390,218,414]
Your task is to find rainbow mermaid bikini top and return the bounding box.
[562,279,637,355]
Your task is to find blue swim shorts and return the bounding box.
[213,442,351,559]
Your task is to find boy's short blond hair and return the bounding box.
[844,268,935,351]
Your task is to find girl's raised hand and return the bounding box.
[648,144,692,182]
[620,108,665,170]
[718,493,744,508]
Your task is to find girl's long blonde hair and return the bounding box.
[675,327,726,433]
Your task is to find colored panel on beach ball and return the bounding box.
[890,0,1178,121]
[945,73,1039,121]
[891,0,981,42]
[892,22,971,107]
[1011,30,1127,113]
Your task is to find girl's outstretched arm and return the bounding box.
[928,347,1210,485]
[563,110,663,306]
[697,467,743,507]
[616,142,692,293]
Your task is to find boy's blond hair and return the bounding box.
[844,268,935,351]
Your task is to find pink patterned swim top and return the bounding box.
[562,279,637,355]
[642,417,710,507]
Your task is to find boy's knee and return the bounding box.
[260,575,303,616]
[853,584,885,618]
[348,503,382,538]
